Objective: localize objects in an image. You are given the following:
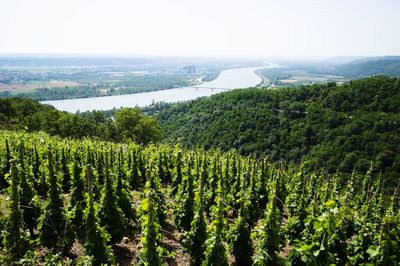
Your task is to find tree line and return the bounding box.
[0,98,162,145]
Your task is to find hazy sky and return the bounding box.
[1,0,399,57]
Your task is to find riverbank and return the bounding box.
[42,64,278,112]
[255,68,271,87]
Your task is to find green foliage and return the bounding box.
[99,152,127,244]
[150,159,168,226]
[204,156,219,216]
[289,200,348,265]
[158,76,400,186]
[0,98,162,145]
[229,213,253,266]
[171,149,183,195]
[0,139,10,189]
[185,162,207,265]
[34,144,48,197]
[202,197,228,266]
[70,152,86,232]
[18,142,40,238]
[137,180,163,266]
[2,160,30,260]
[83,164,114,265]
[175,158,195,232]
[115,107,162,144]
[38,149,74,251]
[128,148,142,190]
[376,197,400,265]
[253,177,282,266]
[0,130,399,265]
[116,149,133,220]
[61,148,71,193]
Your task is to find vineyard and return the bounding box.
[0,130,399,265]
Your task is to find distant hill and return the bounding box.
[335,56,400,78]
[158,76,400,184]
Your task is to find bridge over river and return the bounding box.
[189,86,232,91]
[42,64,278,112]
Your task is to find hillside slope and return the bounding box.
[0,130,399,264]
[158,76,400,183]
[335,56,400,78]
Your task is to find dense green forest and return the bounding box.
[0,130,399,265]
[158,76,400,186]
[0,98,161,144]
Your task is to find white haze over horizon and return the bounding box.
[1,0,400,57]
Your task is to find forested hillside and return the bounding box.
[0,98,161,144]
[335,56,400,78]
[0,131,399,264]
[158,76,400,185]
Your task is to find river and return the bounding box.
[41,64,277,113]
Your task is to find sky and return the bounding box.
[1,0,400,57]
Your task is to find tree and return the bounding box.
[135,115,163,145]
[114,107,162,144]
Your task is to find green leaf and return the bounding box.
[366,245,380,258]
[324,200,336,208]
